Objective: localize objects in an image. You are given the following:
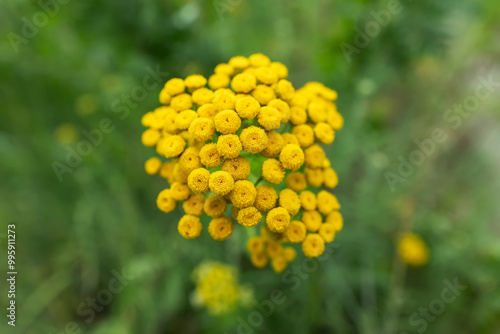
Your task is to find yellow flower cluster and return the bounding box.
[141,54,344,273]
[398,233,430,266]
[191,261,254,315]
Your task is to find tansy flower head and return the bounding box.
[240,126,268,154]
[254,185,278,212]
[230,180,257,208]
[141,54,344,272]
[178,215,203,239]
[279,188,301,216]
[222,156,251,181]
[183,194,205,216]
[285,220,307,243]
[217,134,242,159]
[145,157,162,175]
[235,96,260,119]
[204,195,227,217]
[214,110,242,134]
[266,207,290,233]
[209,171,235,196]
[398,233,429,266]
[279,144,304,171]
[199,143,222,168]
[302,233,325,258]
[237,206,262,227]
[208,216,234,241]
[187,168,210,193]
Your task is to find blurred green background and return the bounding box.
[1,0,500,333]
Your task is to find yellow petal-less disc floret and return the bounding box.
[187,168,211,193]
[184,74,207,90]
[271,255,287,273]
[323,167,339,189]
[319,223,336,243]
[283,247,296,261]
[314,122,335,144]
[237,206,262,227]
[175,110,198,130]
[262,159,285,184]
[179,147,202,173]
[276,79,295,101]
[199,143,222,168]
[317,190,340,215]
[257,106,281,130]
[191,87,214,105]
[302,233,325,257]
[217,134,242,159]
[235,96,260,119]
[160,135,186,158]
[239,126,268,153]
[266,207,291,233]
[293,124,315,148]
[170,93,193,111]
[204,195,227,217]
[209,171,235,196]
[230,180,257,208]
[279,144,304,171]
[269,62,288,79]
[282,133,300,146]
[301,210,322,232]
[325,211,343,232]
[188,118,215,142]
[305,167,324,187]
[289,106,307,125]
[254,185,278,212]
[255,67,278,85]
[252,85,276,105]
[249,53,271,68]
[182,193,205,216]
[267,99,291,123]
[164,78,185,96]
[221,156,251,181]
[213,91,236,112]
[145,157,162,175]
[304,144,326,168]
[156,189,177,213]
[229,55,250,69]
[208,217,234,241]
[215,63,235,76]
[278,188,301,216]
[231,73,257,93]
[261,131,284,158]
[299,191,317,211]
[285,172,307,192]
[170,182,191,201]
[247,237,265,253]
[214,110,242,134]
[285,220,307,243]
[141,129,161,147]
[208,73,230,90]
[250,252,268,268]
[178,215,203,239]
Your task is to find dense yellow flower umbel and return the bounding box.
[140,53,344,272]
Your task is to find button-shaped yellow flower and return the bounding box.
[279,144,304,171]
[191,87,214,105]
[240,126,268,154]
[209,171,235,196]
[188,118,215,142]
[214,110,242,134]
[170,182,191,201]
[182,194,205,216]
[221,156,251,181]
[266,207,290,233]
[279,188,301,216]
[299,191,317,211]
[293,124,315,148]
[231,73,257,93]
[184,74,207,90]
[213,91,236,112]
[261,131,284,158]
[285,172,307,192]
[230,180,257,208]
[199,143,222,168]
[398,233,429,266]
[261,159,285,184]
[317,190,340,215]
[164,78,185,96]
[302,233,325,257]
[208,73,230,90]
[305,167,324,187]
[250,252,268,268]
[323,167,339,189]
[141,129,161,147]
[178,214,203,239]
[257,106,281,130]
[156,189,177,213]
[145,157,162,175]
[285,220,306,243]
[208,216,234,241]
[217,134,242,159]
[254,185,278,212]
[255,67,278,85]
[235,96,260,119]
[319,223,336,243]
[160,135,186,158]
[179,147,201,173]
[204,195,227,217]
[252,85,276,105]
[325,211,343,232]
[187,168,210,193]
[314,122,335,144]
[170,93,193,111]
[237,206,262,227]
[247,237,265,253]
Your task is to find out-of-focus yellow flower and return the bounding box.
[208,216,234,241]
[260,131,284,158]
[279,188,301,216]
[317,190,340,215]
[293,124,315,148]
[254,185,278,212]
[156,189,177,213]
[319,223,336,243]
[286,221,307,243]
[231,73,257,93]
[159,135,186,158]
[230,180,257,208]
[247,237,265,253]
[183,194,205,216]
[262,159,285,184]
[164,78,185,96]
[299,191,317,211]
[55,123,78,144]
[257,106,281,130]
[208,73,230,90]
[286,172,307,192]
[237,206,262,227]
[302,210,322,232]
[302,233,325,257]
[191,261,253,315]
[398,233,429,266]
[144,157,162,175]
[185,74,207,90]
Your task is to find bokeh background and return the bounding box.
[1,0,500,333]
